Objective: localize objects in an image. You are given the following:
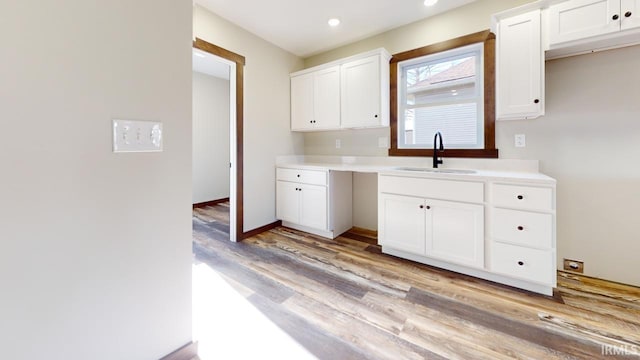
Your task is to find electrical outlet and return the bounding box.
[515,134,526,148]
[563,259,584,273]
[335,139,341,149]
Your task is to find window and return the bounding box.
[390,30,498,158]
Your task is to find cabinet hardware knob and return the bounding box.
[625,11,632,17]
[517,195,524,200]
[297,174,300,177]
[419,205,424,209]
[374,114,378,118]
[534,99,540,104]
[426,205,431,210]
[613,14,619,20]
[517,226,524,231]
[518,261,524,266]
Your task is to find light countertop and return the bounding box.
[276,159,556,184]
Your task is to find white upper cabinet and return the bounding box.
[290,48,390,132]
[340,54,390,129]
[548,0,640,46]
[548,0,621,44]
[290,66,340,131]
[496,10,544,120]
[621,0,640,30]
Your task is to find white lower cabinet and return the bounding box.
[276,181,327,230]
[276,167,352,239]
[491,242,554,285]
[379,176,485,269]
[379,172,556,296]
[379,194,426,255]
[427,199,484,268]
[489,181,556,291]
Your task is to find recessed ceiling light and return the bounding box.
[424,0,438,6]
[328,18,341,27]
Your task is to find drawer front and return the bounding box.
[492,208,553,249]
[491,242,554,285]
[492,184,553,210]
[379,175,484,203]
[277,168,327,186]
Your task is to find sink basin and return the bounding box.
[394,167,476,174]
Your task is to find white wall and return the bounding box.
[302,0,640,286]
[0,1,193,359]
[193,71,230,204]
[353,173,379,230]
[193,5,304,231]
[497,46,640,287]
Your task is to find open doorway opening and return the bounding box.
[192,38,244,242]
[192,48,234,240]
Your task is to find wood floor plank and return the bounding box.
[283,293,447,360]
[193,244,295,304]
[247,292,372,360]
[192,204,640,360]
[363,291,567,360]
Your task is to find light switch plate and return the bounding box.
[113,119,163,153]
[515,134,526,148]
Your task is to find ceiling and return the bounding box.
[193,48,230,80]
[195,0,477,58]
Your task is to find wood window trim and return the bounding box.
[389,29,498,159]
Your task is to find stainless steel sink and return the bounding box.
[394,167,476,174]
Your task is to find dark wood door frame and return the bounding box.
[193,38,246,240]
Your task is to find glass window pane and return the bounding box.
[398,43,484,150]
[405,56,477,106]
[413,103,478,147]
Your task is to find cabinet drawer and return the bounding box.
[379,175,484,203]
[277,168,327,186]
[492,184,553,210]
[492,208,553,249]
[491,242,554,285]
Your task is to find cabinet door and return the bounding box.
[276,181,300,223]
[496,10,543,120]
[425,199,484,268]
[378,193,426,255]
[341,55,381,128]
[313,66,341,129]
[548,0,621,45]
[298,184,328,230]
[291,73,314,130]
[621,0,640,30]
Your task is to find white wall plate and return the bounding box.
[112,119,163,153]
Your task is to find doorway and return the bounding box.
[192,39,245,241]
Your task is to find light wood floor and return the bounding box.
[193,204,640,359]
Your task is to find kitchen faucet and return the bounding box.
[433,131,444,168]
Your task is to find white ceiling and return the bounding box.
[193,48,230,80]
[195,0,477,58]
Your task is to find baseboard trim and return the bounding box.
[193,197,230,209]
[159,341,198,360]
[241,220,282,240]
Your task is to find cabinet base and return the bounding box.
[281,221,346,240]
[382,247,554,296]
